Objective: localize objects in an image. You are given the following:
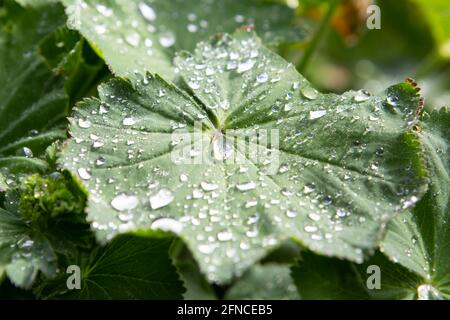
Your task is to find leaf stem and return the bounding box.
[297,0,340,73]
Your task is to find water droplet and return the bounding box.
[125,32,141,47]
[111,193,139,211]
[234,14,245,23]
[95,25,107,35]
[118,213,133,222]
[303,183,316,194]
[150,188,174,209]
[245,200,258,208]
[96,4,113,17]
[246,228,258,238]
[256,72,269,83]
[180,174,189,182]
[284,103,293,112]
[99,104,110,114]
[278,163,290,174]
[237,60,255,73]
[92,140,104,149]
[123,117,136,126]
[77,168,91,180]
[159,31,176,47]
[308,213,321,221]
[187,23,198,33]
[205,67,215,76]
[286,209,298,218]
[336,208,348,217]
[386,95,399,107]
[21,147,33,158]
[309,110,327,120]
[226,60,237,70]
[198,244,214,254]
[281,188,294,197]
[151,218,183,234]
[217,230,233,242]
[236,181,256,192]
[78,118,92,128]
[188,80,200,90]
[304,225,318,233]
[301,86,318,100]
[201,181,218,191]
[138,2,156,21]
[192,188,204,199]
[375,146,384,156]
[19,239,34,250]
[212,134,233,160]
[96,157,106,166]
[402,196,418,209]
[354,90,371,102]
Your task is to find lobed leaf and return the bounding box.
[60,31,428,284]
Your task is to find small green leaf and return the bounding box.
[38,234,185,299]
[18,172,87,223]
[226,263,300,300]
[0,192,58,289]
[62,0,305,81]
[0,172,91,289]
[39,26,109,105]
[0,0,69,174]
[60,31,427,284]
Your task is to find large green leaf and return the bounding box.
[37,234,185,299]
[60,30,427,284]
[0,0,68,174]
[62,0,304,81]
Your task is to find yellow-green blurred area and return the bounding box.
[283,0,450,110]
